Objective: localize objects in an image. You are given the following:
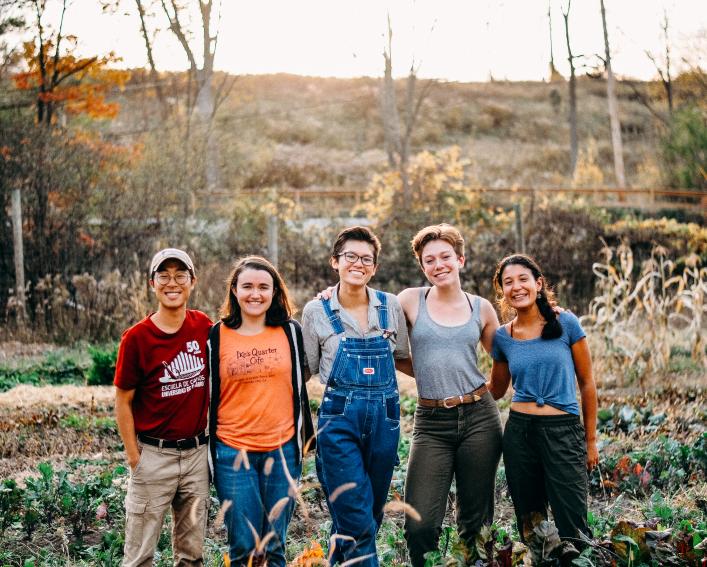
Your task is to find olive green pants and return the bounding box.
[403,393,503,567]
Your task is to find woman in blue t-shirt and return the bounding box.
[488,254,598,548]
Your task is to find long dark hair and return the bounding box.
[493,254,562,340]
[219,256,294,329]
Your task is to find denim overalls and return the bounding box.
[315,291,400,567]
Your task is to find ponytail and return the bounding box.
[536,290,562,339]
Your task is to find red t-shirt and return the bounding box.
[114,310,212,439]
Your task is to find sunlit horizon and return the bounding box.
[10,0,704,83]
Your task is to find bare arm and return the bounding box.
[572,338,599,470]
[478,297,500,354]
[115,387,140,470]
[488,360,512,400]
[395,357,414,378]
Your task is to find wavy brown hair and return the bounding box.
[219,256,294,329]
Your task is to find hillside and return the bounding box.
[109,73,667,195]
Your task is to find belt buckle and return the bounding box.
[443,395,464,409]
[175,438,189,450]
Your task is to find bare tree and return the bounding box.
[561,0,579,176]
[159,0,236,195]
[379,14,435,205]
[599,0,626,188]
[646,10,673,114]
[381,15,401,170]
[547,0,561,80]
[135,0,168,119]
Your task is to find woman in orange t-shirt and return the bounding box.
[208,256,313,567]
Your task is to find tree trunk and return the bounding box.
[135,0,169,120]
[562,1,578,177]
[662,12,673,114]
[380,14,401,169]
[600,0,626,188]
[195,71,219,193]
[267,213,279,270]
[548,0,559,80]
[11,185,26,321]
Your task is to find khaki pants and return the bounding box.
[122,442,209,567]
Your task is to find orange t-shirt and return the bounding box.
[217,325,294,452]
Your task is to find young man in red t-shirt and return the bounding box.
[114,248,212,566]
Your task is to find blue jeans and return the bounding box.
[214,438,302,567]
[316,389,400,567]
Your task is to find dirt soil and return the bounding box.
[0,374,418,481]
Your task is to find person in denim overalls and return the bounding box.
[302,226,410,566]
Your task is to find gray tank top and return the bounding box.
[409,288,486,399]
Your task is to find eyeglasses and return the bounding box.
[337,251,375,266]
[154,271,191,285]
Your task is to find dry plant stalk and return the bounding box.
[581,242,706,387]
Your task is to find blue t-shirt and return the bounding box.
[490,311,586,415]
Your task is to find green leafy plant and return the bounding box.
[87,344,118,386]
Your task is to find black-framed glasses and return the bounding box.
[154,271,191,285]
[338,251,375,266]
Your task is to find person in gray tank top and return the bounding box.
[398,224,503,567]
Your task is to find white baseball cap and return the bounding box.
[149,248,195,277]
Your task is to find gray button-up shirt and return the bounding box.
[302,287,410,384]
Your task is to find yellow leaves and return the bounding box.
[362,145,479,223]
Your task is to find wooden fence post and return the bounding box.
[11,185,27,321]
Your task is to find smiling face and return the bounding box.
[150,259,195,311]
[330,239,377,288]
[234,268,274,321]
[419,239,465,288]
[500,263,543,311]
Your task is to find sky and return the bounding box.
[21,0,707,82]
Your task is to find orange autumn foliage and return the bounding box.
[13,39,129,121]
[291,541,326,566]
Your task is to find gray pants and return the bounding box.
[403,393,502,567]
[503,410,589,543]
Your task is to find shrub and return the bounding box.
[87,344,118,386]
[661,105,707,190]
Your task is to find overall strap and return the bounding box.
[376,290,389,330]
[320,298,345,335]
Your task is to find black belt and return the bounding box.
[137,431,208,450]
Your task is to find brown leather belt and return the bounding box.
[418,385,489,409]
